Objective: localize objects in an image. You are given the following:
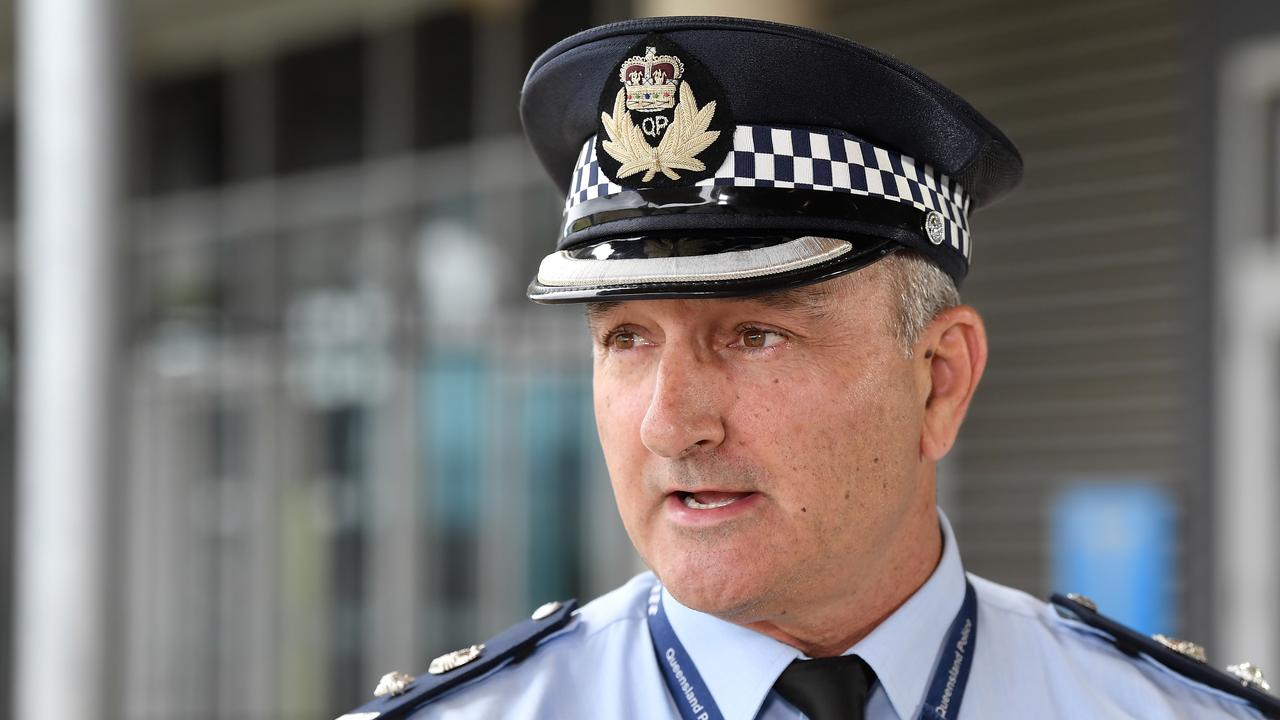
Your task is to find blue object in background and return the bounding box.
[1050,482,1176,636]
[524,373,591,609]
[423,350,488,528]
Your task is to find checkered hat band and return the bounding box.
[566,126,972,258]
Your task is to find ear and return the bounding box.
[914,305,988,461]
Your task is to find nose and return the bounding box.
[639,345,727,458]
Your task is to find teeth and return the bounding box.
[682,494,739,510]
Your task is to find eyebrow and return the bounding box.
[749,284,838,320]
[583,284,839,327]
[584,300,621,327]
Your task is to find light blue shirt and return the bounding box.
[417,511,1263,719]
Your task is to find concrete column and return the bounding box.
[14,1,123,718]
[637,0,816,26]
[1213,40,1280,674]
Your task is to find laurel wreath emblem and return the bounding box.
[600,82,720,183]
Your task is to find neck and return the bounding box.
[743,504,943,658]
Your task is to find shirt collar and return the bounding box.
[663,587,798,720]
[660,508,967,720]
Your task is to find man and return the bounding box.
[338,17,1278,720]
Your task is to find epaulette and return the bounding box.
[334,599,579,720]
[1051,593,1280,719]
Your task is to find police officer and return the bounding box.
[338,16,1279,720]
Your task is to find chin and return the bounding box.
[652,546,777,621]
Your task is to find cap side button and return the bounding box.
[924,210,946,245]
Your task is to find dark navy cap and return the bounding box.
[520,16,1022,303]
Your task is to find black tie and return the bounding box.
[772,655,877,720]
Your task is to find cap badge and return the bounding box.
[596,35,733,188]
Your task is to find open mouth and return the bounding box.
[675,490,753,510]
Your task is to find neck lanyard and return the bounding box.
[646,580,978,720]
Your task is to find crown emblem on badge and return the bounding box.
[620,46,684,112]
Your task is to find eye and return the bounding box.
[601,328,652,351]
[736,327,786,350]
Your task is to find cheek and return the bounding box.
[594,367,645,445]
[759,365,918,498]
[829,343,919,427]
[593,366,651,496]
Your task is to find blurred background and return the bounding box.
[3,0,1280,717]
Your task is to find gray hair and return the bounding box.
[877,251,961,356]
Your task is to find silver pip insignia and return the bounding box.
[1152,634,1208,663]
[372,671,415,697]
[1226,662,1272,692]
[428,644,485,675]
